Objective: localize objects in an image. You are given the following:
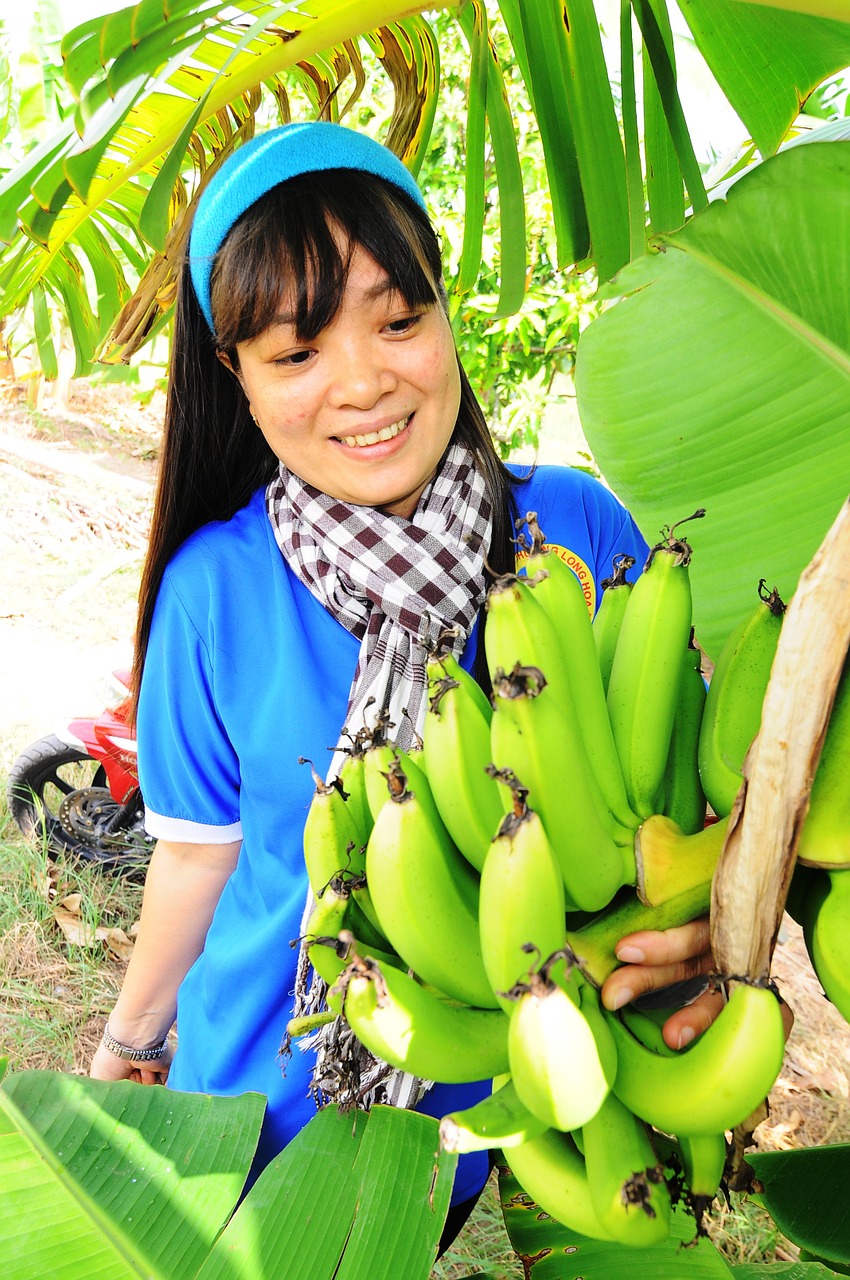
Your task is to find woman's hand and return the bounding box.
[89,1038,173,1086]
[599,915,723,1051]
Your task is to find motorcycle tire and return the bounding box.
[6,735,152,874]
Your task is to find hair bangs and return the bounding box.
[209,169,443,356]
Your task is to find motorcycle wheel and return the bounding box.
[6,735,152,874]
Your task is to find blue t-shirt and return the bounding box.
[137,464,648,1202]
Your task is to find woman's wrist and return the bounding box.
[101,1023,170,1062]
[105,1007,175,1051]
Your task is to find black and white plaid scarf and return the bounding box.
[266,440,492,775]
[268,441,492,1111]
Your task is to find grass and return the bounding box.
[432,1172,523,1279]
[0,805,143,1075]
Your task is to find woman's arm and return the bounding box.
[90,837,241,1085]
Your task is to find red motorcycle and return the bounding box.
[6,669,154,874]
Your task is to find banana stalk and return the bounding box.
[565,877,713,988]
[635,814,729,908]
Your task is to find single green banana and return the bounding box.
[335,871,394,953]
[604,980,786,1136]
[439,1076,547,1153]
[479,774,567,1012]
[490,665,628,910]
[581,1090,671,1247]
[798,658,850,868]
[300,758,365,896]
[365,759,500,1008]
[698,580,786,819]
[783,860,821,927]
[426,647,492,724]
[337,736,373,839]
[658,636,708,835]
[303,883,353,1014]
[618,1004,680,1055]
[803,868,850,1023]
[593,553,637,695]
[340,953,510,1083]
[507,955,612,1132]
[607,514,703,819]
[504,1129,615,1241]
[565,879,713,988]
[520,514,639,833]
[422,670,503,872]
[304,892,399,1014]
[484,572,575,716]
[363,738,429,825]
[634,814,729,908]
[677,1131,727,1200]
[576,977,619,1085]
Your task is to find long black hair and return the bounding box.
[132,168,525,713]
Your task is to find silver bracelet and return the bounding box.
[102,1022,169,1063]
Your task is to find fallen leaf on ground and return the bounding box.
[52,895,136,959]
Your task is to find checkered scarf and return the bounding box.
[266,440,492,775]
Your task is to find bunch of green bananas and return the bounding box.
[294,512,798,1247]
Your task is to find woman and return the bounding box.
[89,121,720,1225]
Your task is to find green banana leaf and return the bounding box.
[0,1066,457,1280]
[745,1144,850,1268]
[0,1068,265,1279]
[497,1158,734,1276]
[679,0,850,157]
[574,140,850,659]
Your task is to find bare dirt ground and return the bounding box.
[1,373,849,1207]
[0,376,159,765]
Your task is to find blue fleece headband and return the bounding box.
[188,121,427,331]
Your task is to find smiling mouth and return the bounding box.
[338,414,412,449]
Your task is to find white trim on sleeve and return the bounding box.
[144,809,243,844]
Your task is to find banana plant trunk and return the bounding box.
[711,496,850,980]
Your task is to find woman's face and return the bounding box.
[226,241,461,519]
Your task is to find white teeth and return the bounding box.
[342,416,409,448]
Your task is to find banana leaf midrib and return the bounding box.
[656,235,850,380]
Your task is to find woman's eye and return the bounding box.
[385,314,421,335]
[275,349,313,366]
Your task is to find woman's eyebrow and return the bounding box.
[362,278,400,304]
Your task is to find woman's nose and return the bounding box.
[327,340,396,409]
